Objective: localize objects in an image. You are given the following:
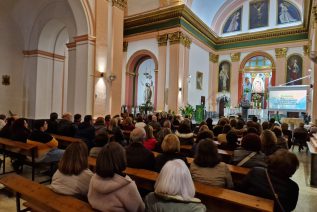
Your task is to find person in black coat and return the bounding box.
[76,115,95,149]
[46,112,59,134]
[237,149,299,212]
[57,113,77,137]
[126,127,155,171]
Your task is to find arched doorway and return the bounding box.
[238,52,276,109]
[126,50,158,114]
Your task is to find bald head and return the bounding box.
[130,127,146,143]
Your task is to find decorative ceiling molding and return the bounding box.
[124,2,312,50]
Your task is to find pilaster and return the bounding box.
[209,53,218,112]
[230,52,241,107]
[275,48,288,86]
[157,34,168,111]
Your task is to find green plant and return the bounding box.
[179,104,195,118]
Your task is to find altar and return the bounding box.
[224,108,268,121]
[224,108,242,117]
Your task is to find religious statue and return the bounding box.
[279,2,296,24]
[219,64,229,91]
[243,77,252,101]
[253,2,264,24]
[144,82,153,104]
[227,11,240,32]
[252,74,265,93]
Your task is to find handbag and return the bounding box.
[264,169,286,212]
[237,152,256,166]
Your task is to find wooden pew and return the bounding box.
[151,152,250,180]
[0,174,95,212]
[50,134,82,148]
[0,138,38,180]
[87,158,273,212]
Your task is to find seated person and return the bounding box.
[88,142,145,212]
[217,124,232,145]
[77,115,95,149]
[261,130,279,156]
[154,127,172,152]
[221,130,238,151]
[145,159,206,212]
[144,125,157,151]
[11,118,30,143]
[192,130,214,155]
[126,128,155,170]
[293,122,309,151]
[57,113,77,137]
[175,119,194,145]
[272,126,288,149]
[46,112,59,134]
[281,123,292,149]
[237,149,299,212]
[190,139,233,188]
[89,133,109,158]
[155,134,188,172]
[233,133,267,168]
[27,120,64,163]
[49,142,93,199]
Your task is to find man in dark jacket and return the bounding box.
[76,115,95,149]
[57,113,77,137]
[126,127,155,170]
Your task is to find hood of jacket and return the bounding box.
[91,173,132,194]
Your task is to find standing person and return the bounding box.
[145,159,206,212]
[238,149,299,212]
[88,142,145,212]
[49,142,93,199]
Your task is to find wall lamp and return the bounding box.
[108,73,117,82]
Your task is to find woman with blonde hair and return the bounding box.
[155,134,188,172]
[49,142,93,198]
[145,159,206,212]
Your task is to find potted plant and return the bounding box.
[179,104,195,119]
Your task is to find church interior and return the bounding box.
[1,0,317,211]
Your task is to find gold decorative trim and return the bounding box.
[126,71,136,76]
[157,34,168,46]
[312,6,317,22]
[74,34,96,43]
[230,53,241,62]
[209,53,219,63]
[168,31,192,48]
[275,48,288,58]
[303,45,310,55]
[23,50,65,60]
[123,41,128,52]
[66,42,76,48]
[112,0,127,10]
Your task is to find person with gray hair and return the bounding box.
[145,159,206,212]
[126,128,155,170]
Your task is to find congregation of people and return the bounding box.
[0,111,314,212]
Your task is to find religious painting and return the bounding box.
[223,7,242,34]
[249,0,269,29]
[287,54,303,85]
[196,72,203,90]
[277,0,301,25]
[218,61,230,92]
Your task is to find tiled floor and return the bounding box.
[0,149,317,211]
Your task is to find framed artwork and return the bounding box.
[196,72,203,90]
[277,0,301,25]
[218,61,231,92]
[249,0,269,29]
[223,7,242,34]
[286,54,303,85]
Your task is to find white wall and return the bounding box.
[0,7,24,116]
[127,39,158,60]
[188,43,209,107]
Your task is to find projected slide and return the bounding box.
[269,89,307,111]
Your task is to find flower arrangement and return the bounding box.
[179,104,195,118]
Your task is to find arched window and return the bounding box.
[244,56,272,69]
[136,59,155,106]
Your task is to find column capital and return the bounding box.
[275,48,288,58]
[111,0,127,10]
[230,52,241,62]
[123,41,128,52]
[209,53,219,63]
[168,31,192,48]
[303,45,310,56]
[157,34,168,46]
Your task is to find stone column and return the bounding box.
[109,0,126,115]
[122,41,128,107]
[209,53,219,112]
[275,48,288,86]
[66,42,76,114]
[230,52,241,107]
[94,0,111,117]
[167,31,191,113]
[156,34,168,111]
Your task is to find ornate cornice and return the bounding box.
[275,48,288,58]
[112,0,127,10]
[209,53,219,63]
[230,53,240,62]
[312,6,317,22]
[157,34,169,46]
[303,45,310,55]
[123,41,128,52]
[23,50,65,60]
[168,31,192,48]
